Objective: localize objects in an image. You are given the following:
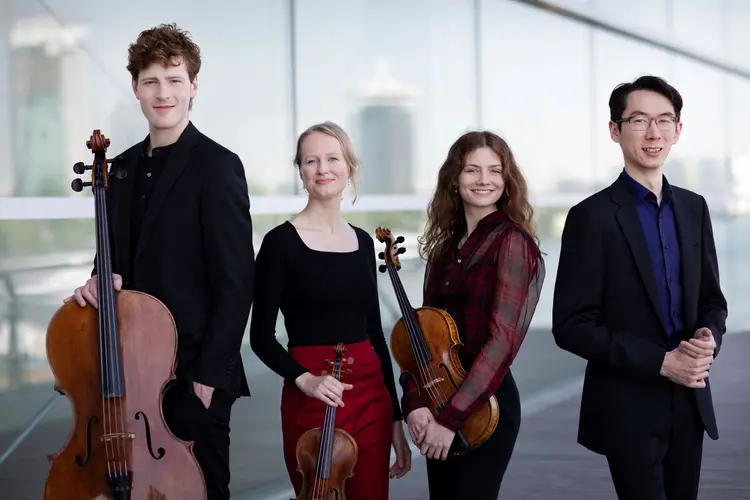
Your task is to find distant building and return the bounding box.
[354,59,418,195]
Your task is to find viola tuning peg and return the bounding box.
[396,236,405,244]
[397,247,406,254]
[378,264,387,273]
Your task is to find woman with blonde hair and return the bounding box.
[401,130,545,499]
[250,121,411,499]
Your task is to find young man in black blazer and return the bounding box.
[66,23,254,499]
[552,75,728,500]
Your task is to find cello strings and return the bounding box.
[98,181,128,477]
[94,186,114,474]
[386,262,447,406]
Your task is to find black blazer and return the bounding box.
[552,174,727,456]
[94,122,254,398]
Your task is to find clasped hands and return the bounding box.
[406,407,455,461]
[661,327,717,389]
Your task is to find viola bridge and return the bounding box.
[422,377,444,389]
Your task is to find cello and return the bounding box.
[293,343,357,500]
[375,227,499,456]
[43,130,207,499]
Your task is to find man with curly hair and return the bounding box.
[67,23,254,499]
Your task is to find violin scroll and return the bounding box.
[375,226,406,273]
[70,130,115,193]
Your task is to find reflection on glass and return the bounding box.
[480,0,593,194]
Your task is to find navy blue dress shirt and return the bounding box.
[621,169,684,344]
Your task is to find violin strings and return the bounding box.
[313,352,341,498]
[386,263,448,407]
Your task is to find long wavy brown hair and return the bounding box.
[419,130,537,263]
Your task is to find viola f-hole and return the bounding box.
[43,130,207,499]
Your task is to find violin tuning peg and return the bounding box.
[378,264,387,273]
[396,236,405,244]
[325,360,334,366]
[397,247,406,255]
[378,251,385,260]
[346,357,354,365]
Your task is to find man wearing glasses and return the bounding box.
[552,75,728,500]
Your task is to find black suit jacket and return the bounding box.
[552,174,728,457]
[93,122,254,398]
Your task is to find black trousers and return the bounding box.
[606,385,704,500]
[162,380,236,500]
[425,371,521,500]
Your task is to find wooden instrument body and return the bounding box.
[294,427,357,500]
[390,306,500,452]
[44,290,207,499]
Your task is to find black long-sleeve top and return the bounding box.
[249,221,403,421]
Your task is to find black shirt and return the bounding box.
[130,142,174,263]
[249,221,403,420]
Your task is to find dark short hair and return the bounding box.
[608,75,683,126]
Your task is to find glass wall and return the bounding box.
[1,0,748,498]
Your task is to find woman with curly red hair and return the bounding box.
[400,130,546,499]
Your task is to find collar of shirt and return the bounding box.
[455,209,508,257]
[620,168,673,204]
[140,139,176,159]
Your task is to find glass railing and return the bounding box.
[0,208,747,498]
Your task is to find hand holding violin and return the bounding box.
[295,372,353,407]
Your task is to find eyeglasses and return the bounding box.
[616,114,677,131]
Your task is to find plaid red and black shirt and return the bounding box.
[400,210,546,432]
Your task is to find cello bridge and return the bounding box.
[100,432,135,443]
[422,378,444,389]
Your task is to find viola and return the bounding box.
[43,130,207,499]
[293,343,357,500]
[375,227,499,456]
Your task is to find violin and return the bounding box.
[293,343,357,500]
[43,130,207,499]
[375,227,499,456]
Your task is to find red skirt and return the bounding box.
[281,339,393,500]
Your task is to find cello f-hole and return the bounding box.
[74,415,98,467]
[134,411,166,460]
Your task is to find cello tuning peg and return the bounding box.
[378,264,387,273]
[72,162,90,174]
[71,179,92,192]
[396,236,405,244]
[397,247,406,255]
